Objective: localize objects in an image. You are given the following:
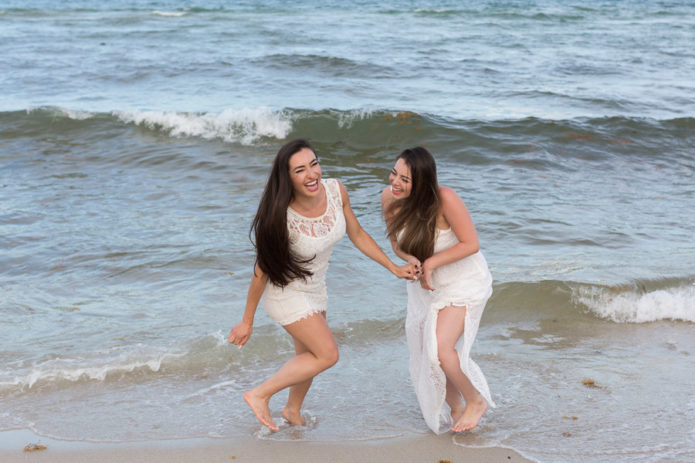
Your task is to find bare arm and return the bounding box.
[340,181,415,279]
[228,264,268,346]
[419,186,480,289]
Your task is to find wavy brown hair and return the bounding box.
[251,139,315,287]
[386,147,441,262]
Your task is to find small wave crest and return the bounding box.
[573,280,695,323]
[114,107,292,145]
[487,278,695,325]
[27,106,94,121]
[152,10,186,17]
[0,318,410,397]
[0,332,231,395]
[2,347,182,394]
[3,107,692,161]
[334,107,378,128]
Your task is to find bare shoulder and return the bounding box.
[381,186,394,207]
[439,185,464,204]
[335,179,349,203]
[439,186,469,218]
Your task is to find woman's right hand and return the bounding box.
[394,263,419,280]
[405,256,423,280]
[228,321,253,346]
[392,258,422,280]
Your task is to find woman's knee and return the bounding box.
[437,345,458,368]
[326,345,339,367]
[317,345,339,370]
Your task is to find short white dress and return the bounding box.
[261,178,346,326]
[405,227,495,434]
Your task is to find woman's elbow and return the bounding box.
[348,226,366,243]
[462,241,479,255]
[470,241,480,254]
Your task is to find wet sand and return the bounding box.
[1,429,534,462]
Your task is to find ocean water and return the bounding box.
[1,1,694,462]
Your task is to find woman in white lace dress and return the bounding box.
[381,147,495,434]
[228,139,414,432]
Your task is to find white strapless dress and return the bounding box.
[405,227,495,433]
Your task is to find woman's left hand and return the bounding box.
[419,260,435,290]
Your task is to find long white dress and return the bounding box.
[405,227,495,434]
[261,178,346,326]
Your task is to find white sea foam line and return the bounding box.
[184,380,237,399]
[152,11,186,17]
[1,351,185,391]
[335,108,377,128]
[26,106,94,120]
[574,284,695,323]
[210,330,227,345]
[1,333,230,392]
[114,107,292,145]
[58,108,94,120]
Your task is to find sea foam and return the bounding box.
[27,106,94,120]
[0,333,233,394]
[1,349,181,393]
[152,11,186,17]
[114,107,293,145]
[574,283,695,323]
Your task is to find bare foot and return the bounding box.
[282,407,306,426]
[450,405,464,424]
[243,390,279,432]
[451,398,488,433]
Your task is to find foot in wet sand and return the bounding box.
[244,390,278,432]
[282,407,306,426]
[451,398,488,433]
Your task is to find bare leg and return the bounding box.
[283,312,329,425]
[436,305,488,433]
[244,312,338,432]
[445,379,464,423]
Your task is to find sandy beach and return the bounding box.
[1,429,533,463]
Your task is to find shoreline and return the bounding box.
[1,428,535,463]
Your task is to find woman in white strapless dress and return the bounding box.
[228,139,415,432]
[381,147,495,434]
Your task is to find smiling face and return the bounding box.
[288,147,322,198]
[389,157,412,199]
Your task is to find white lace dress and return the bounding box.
[261,178,346,326]
[405,227,495,434]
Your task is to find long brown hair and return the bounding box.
[251,139,315,287]
[386,147,440,262]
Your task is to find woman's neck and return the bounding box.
[290,182,326,217]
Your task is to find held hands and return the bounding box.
[406,256,426,283]
[394,259,423,281]
[228,321,252,347]
[393,256,425,282]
